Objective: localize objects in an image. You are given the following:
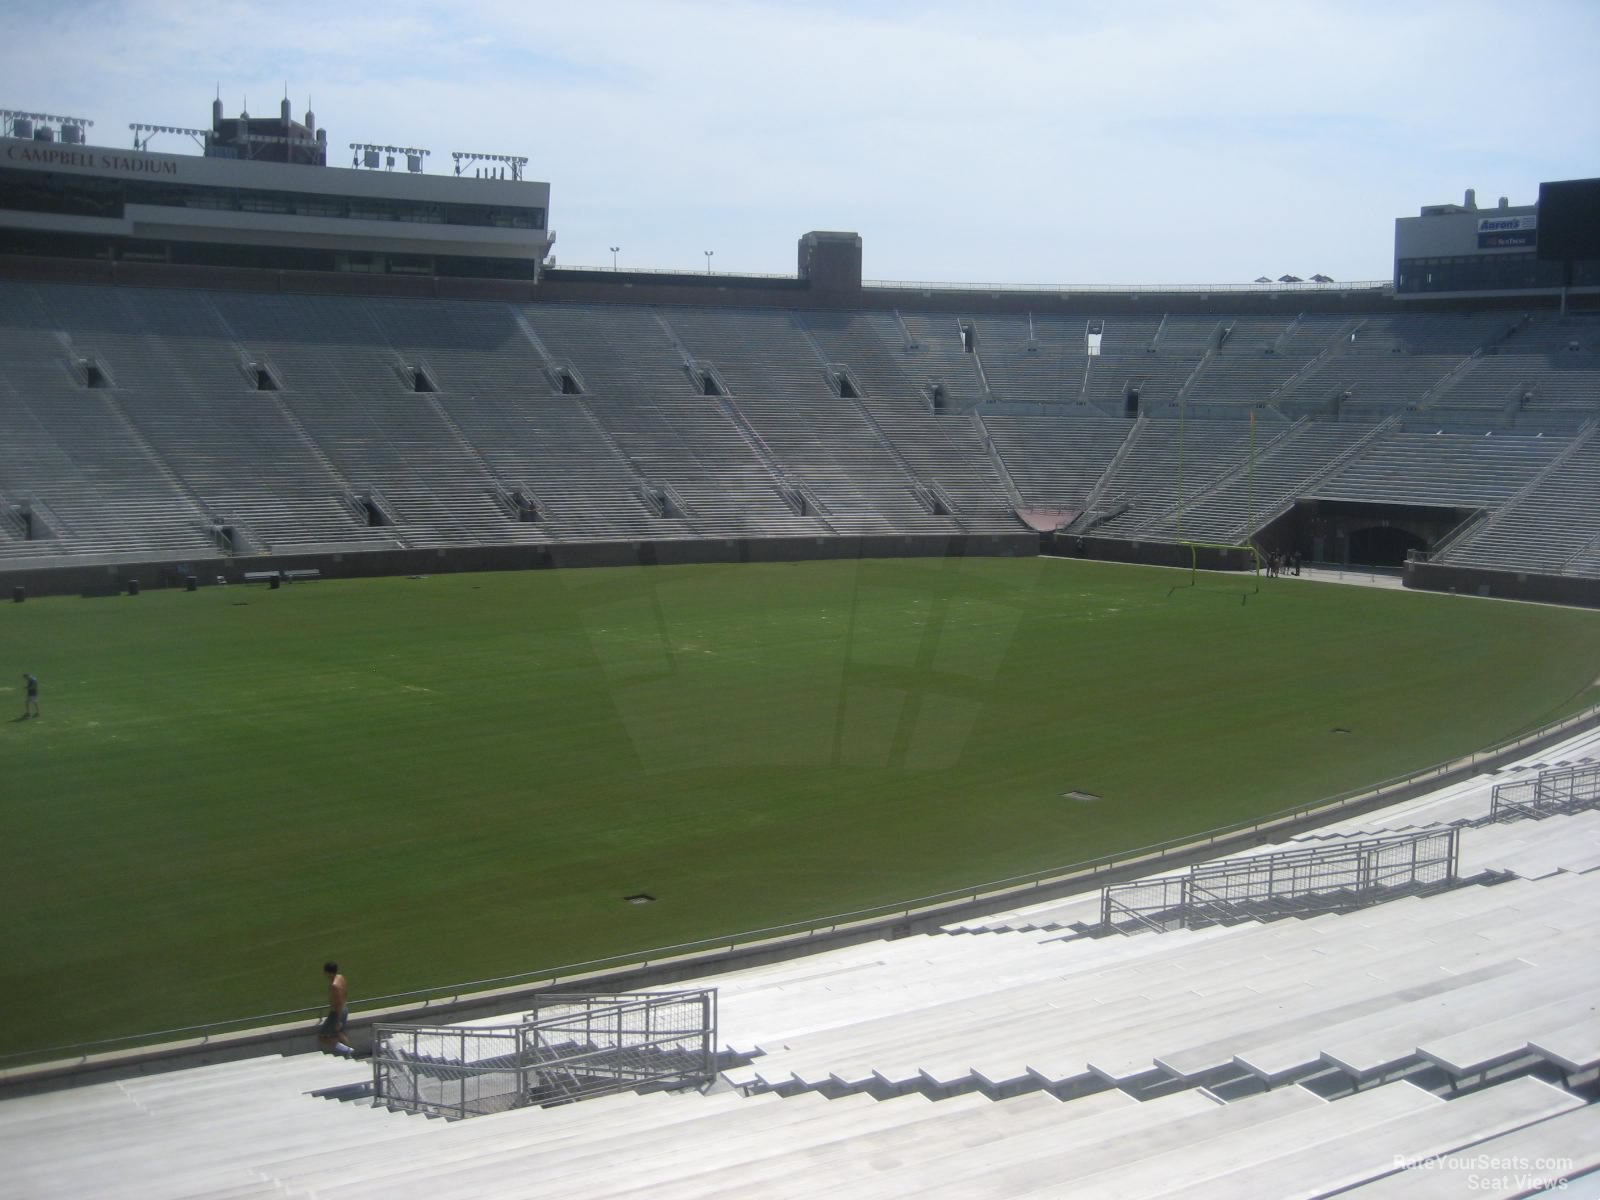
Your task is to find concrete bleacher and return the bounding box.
[798,311,931,405]
[1440,432,1600,576]
[733,395,964,535]
[863,400,1020,528]
[1313,426,1566,511]
[894,312,988,408]
[0,384,220,565]
[964,314,1090,407]
[3,280,1600,577]
[586,396,832,538]
[978,410,1132,509]
[1141,418,1378,544]
[661,307,835,399]
[1090,417,1256,536]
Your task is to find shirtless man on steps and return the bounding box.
[318,962,356,1057]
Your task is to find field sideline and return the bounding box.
[3,556,1599,1059]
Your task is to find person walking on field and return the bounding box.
[318,961,356,1057]
[22,673,38,718]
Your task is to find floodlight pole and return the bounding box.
[704,250,713,275]
[610,246,620,271]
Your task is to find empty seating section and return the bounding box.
[1181,318,1311,409]
[442,394,686,540]
[1076,318,1196,414]
[522,304,694,398]
[586,398,830,537]
[1275,351,1468,419]
[1216,316,1296,354]
[979,413,1132,506]
[1143,420,1377,543]
[800,311,946,405]
[1441,436,1600,576]
[895,312,986,406]
[1092,419,1255,536]
[865,402,1018,526]
[1315,430,1563,509]
[1149,315,1225,354]
[112,390,397,554]
[798,311,1044,521]
[369,298,550,395]
[1432,354,1600,418]
[1383,311,1521,353]
[208,294,541,548]
[2,281,1600,573]
[661,308,833,398]
[1181,355,1303,410]
[735,396,958,534]
[967,315,1088,406]
[0,383,218,564]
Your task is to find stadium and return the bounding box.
[2,80,1600,1198]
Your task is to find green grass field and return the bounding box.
[3,556,1599,1060]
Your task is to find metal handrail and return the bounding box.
[6,701,1595,1068]
[551,264,799,281]
[372,988,716,1117]
[1101,894,1181,935]
[547,266,1393,295]
[1490,761,1600,821]
[863,278,1394,296]
[1106,827,1460,933]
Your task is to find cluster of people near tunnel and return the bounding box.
[1265,551,1301,578]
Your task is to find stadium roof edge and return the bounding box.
[6,251,1595,316]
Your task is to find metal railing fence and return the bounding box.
[372,1022,527,1120]
[1100,828,1460,934]
[863,278,1392,296]
[547,264,1391,296]
[1490,762,1600,822]
[372,989,716,1119]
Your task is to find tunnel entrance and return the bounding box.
[1347,525,1428,568]
[1277,498,1479,569]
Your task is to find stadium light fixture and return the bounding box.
[4,109,95,141]
[704,250,714,274]
[451,151,529,181]
[350,143,430,173]
[610,246,620,270]
[129,123,209,152]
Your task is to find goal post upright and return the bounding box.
[1172,539,1262,598]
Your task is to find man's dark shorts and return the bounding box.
[319,1009,347,1038]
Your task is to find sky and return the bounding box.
[3,0,1597,285]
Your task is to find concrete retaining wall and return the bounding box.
[1,532,1040,600]
[1405,559,1600,609]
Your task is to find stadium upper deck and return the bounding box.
[1,99,552,279]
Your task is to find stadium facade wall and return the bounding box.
[14,250,1596,315]
[0,533,1039,600]
[1404,559,1600,609]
